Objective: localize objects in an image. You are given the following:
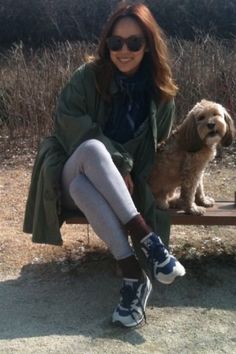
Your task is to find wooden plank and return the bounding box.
[66,216,88,225]
[65,201,236,226]
[168,201,236,225]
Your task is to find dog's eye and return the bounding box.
[198,115,205,121]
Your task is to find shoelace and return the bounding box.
[145,243,168,279]
[146,236,168,262]
[120,284,147,324]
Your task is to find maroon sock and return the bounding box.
[117,255,143,279]
[125,214,152,242]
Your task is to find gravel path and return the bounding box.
[0,146,235,353]
[0,258,235,354]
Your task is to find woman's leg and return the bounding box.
[69,174,152,327]
[63,165,143,279]
[62,139,139,224]
[62,139,185,283]
[69,174,132,260]
[61,139,184,327]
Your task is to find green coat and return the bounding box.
[23,62,175,247]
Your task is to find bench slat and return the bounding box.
[65,201,236,226]
[168,201,236,225]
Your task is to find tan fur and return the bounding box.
[149,99,235,215]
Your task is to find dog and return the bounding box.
[149,99,235,215]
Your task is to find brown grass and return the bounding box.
[0,41,96,143]
[0,156,109,277]
[172,37,236,119]
[0,36,236,151]
[0,142,235,278]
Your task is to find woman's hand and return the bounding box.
[124,173,134,195]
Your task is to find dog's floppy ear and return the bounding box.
[221,109,235,147]
[178,107,203,152]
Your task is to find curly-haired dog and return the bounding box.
[149,99,235,215]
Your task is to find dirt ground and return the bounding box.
[0,139,235,354]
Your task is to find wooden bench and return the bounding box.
[65,192,236,226]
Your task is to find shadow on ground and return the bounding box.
[0,253,235,343]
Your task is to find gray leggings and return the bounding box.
[61,139,139,260]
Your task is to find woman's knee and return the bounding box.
[79,139,106,152]
[75,139,111,164]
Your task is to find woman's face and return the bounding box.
[109,17,146,76]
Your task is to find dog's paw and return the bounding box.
[156,199,169,210]
[169,198,182,209]
[185,204,206,215]
[200,196,215,207]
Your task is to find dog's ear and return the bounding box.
[221,109,235,147]
[178,108,203,152]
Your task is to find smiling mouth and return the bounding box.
[118,58,132,62]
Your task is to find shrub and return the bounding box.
[0,41,96,141]
[0,37,235,145]
[1,0,236,47]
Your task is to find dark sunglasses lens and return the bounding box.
[127,37,144,51]
[107,37,123,51]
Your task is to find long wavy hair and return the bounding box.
[92,2,178,102]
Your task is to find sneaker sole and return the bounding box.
[156,261,186,285]
[114,316,144,328]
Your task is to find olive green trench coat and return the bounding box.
[23,62,175,248]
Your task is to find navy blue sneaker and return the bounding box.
[112,273,152,327]
[140,232,186,284]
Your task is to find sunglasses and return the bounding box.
[106,35,145,52]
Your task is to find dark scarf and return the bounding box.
[104,64,151,144]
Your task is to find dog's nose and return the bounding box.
[207,123,215,130]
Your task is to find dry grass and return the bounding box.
[0,142,235,278]
[172,37,236,119]
[0,41,96,143]
[0,37,236,150]
[0,162,109,277]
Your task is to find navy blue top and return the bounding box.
[104,65,151,144]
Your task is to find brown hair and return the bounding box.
[93,2,178,102]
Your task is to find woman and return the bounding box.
[24,3,185,328]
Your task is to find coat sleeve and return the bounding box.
[54,65,133,176]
